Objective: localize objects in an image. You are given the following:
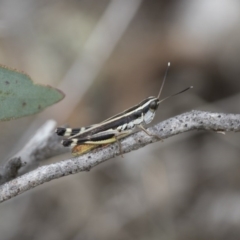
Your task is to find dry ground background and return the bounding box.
[0,0,240,239]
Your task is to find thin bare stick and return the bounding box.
[0,110,239,203]
[0,120,67,184]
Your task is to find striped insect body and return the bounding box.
[56,62,192,156]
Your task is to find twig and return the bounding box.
[0,157,22,184]
[0,110,239,203]
[0,120,67,184]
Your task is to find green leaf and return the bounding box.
[0,65,64,121]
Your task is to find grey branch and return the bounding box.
[0,120,68,184]
[0,110,239,203]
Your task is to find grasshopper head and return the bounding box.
[143,97,159,124]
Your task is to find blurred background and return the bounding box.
[0,0,240,239]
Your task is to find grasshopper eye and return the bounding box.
[149,101,158,110]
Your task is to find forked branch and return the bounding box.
[0,110,239,203]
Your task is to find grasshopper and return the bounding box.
[56,63,192,156]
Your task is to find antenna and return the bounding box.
[157,62,170,99]
[158,86,193,104]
